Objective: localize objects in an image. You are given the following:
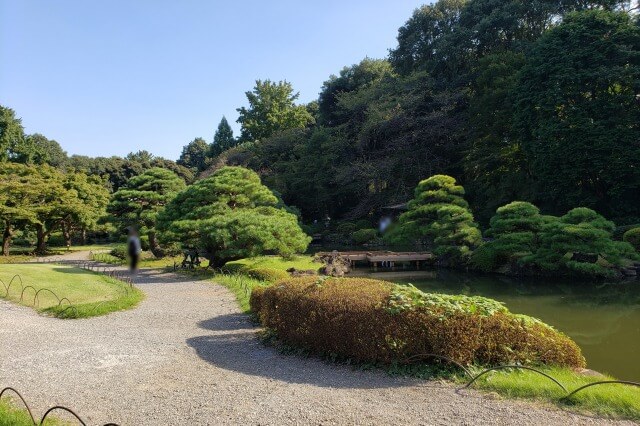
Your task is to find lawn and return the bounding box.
[225,255,318,272]
[467,365,640,421]
[0,263,143,318]
[0,398,66,426]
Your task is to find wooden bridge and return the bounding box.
[316,250,434,271]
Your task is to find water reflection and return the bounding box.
[354,269,640,381]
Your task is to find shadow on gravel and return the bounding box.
[187,313,415,390]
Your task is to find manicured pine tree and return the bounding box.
[107,168,186,257]
[157,166,310,267]
[392,175,481,263]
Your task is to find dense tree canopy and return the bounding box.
[107,168,186,256]
[157,166,310,267]
[514,10,640,222]
[177,137,210,173]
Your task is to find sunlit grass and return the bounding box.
[463,365,640,420]
[0,398,67,425]
[0,263,143,318]
[225,255,319,272]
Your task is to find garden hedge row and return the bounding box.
[250,276,585,368]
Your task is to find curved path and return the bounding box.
[0,253,633,425]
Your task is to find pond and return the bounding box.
[355,269,640,381]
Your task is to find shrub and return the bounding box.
[335,222,358,235]
[244,267,290,282]
[110,245,128,260]
[623,228,640,252]
[351,228,378,245]
[251,276,585,368]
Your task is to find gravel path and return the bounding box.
[0,252,634,425]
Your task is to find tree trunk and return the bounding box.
[62,222,72,247]
[148,232,165,258]
[2,222,12,256]
[35,224,47,254]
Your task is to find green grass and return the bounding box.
[466,365,640,420]
[225,255,318,272]
[0,398,67,425]
[0,263,143,319]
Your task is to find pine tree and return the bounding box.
[389,175,481,263]
[210,116,236,157]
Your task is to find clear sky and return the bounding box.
[0,0,425,160]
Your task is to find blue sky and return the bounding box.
[0,1,424,160]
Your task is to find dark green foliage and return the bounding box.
[177,137,209,172]
[623,228,640,252]
[210,116,236,157]
[390,175,481,262]
[0,105,27,162]
[251,276,585,368]
[351,228,378,245]
[471,201,543,271]
[25,133,68,167]
[523,208,637,277]
[157,166,311,267]
[107,168,186,257]
[514,10,640,222]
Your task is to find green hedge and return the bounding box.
[251,277,585,368]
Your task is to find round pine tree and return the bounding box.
[157,166,310,267]
[524,208,637,277]
[392,175,481,263]
[471,201,544,272]
[107,168,186,257]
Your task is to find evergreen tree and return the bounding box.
[389,175,481,263]
[210,116,236,157]
[524,208,637,277]
[107,168,186,257]
[157,166,310,267]
[0,163,40,255]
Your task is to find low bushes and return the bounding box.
[250,276,585,368]
[244,267,290,282]
[351,228,378,245]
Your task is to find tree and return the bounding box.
[0,105,26,162]
[514,10,640,222]
[157,166,311,267]
[523,207,637,277]
[210,117,236,157]
[107,168,186,257]
[27,133,68,167]
[236,80,314,142]
[60,172,109,247]
[177,138,209,172]
[470,201,544,271]
[0,164,40,255]
[318,58,394,126]
[388,175,481,263]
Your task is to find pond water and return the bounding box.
[355,269,640,381]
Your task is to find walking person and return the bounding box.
[127,227,142,274]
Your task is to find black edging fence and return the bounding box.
[0,386,119,426]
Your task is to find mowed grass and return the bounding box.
[0,263,143,318]
[225,255,318,272]
[468,366,640,420]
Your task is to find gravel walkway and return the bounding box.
[0,253,634,425]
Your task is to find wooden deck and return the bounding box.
[316,250,434,269]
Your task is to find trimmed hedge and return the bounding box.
[244,267,290,282]
[251,277,585,368]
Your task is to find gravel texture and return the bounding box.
[0,252,635,425]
